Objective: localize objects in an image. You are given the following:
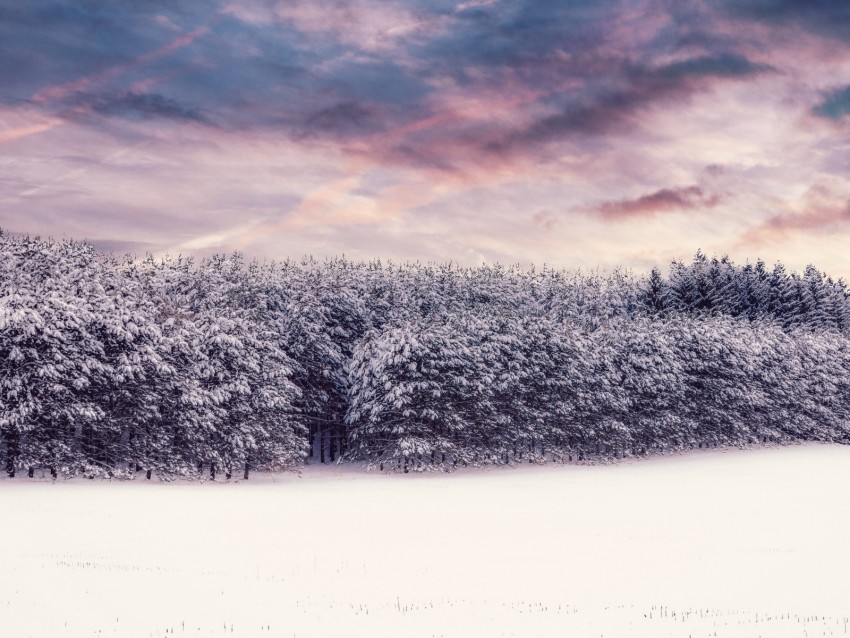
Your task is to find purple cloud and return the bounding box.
[593,186,721,220]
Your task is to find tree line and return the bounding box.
[1,232,848,478]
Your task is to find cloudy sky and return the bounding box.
[2,0,849,275]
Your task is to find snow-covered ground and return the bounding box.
[2,444,850,637]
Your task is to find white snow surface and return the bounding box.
[2,443,850,637]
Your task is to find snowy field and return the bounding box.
[2,444,850,638]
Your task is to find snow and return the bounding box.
[2,444,850,637]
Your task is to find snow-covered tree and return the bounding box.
[3,232,850,478]
[0,237,113,477]
[347,317,478,471]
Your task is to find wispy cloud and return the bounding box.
[88,92,210,124]
[724,0,850,40]
[482,53,773,160]
[0,116,65,144]
[30,25,211,106]
[593,186,722,220]
[301,101,377,136]
[741,183,850,246]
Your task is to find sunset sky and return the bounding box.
[2,0,849,275]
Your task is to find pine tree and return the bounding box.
[640,267,667,315]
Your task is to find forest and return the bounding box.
[1,230,849,478]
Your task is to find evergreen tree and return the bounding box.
[640,267,668,315]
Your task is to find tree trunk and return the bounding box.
[319,430,326,464]
[329,430,337,463]
[243,462,250,480]
[127,427,136,472]
[81,424,91,464]
[28,467,34,478]
[4,428,17,478]
[50,467,57,479]
[209,463,216,480]
[146,469,152,480]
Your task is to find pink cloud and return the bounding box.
[531,210,558,231]
[31,26,210,106]
[592,186,721,220]
[0,117,65,145]
[742,183,850,246]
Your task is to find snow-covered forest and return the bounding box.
[2,231,849,479]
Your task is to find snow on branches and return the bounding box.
[1,233,849,478]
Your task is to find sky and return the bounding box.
[1,0,850,276]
